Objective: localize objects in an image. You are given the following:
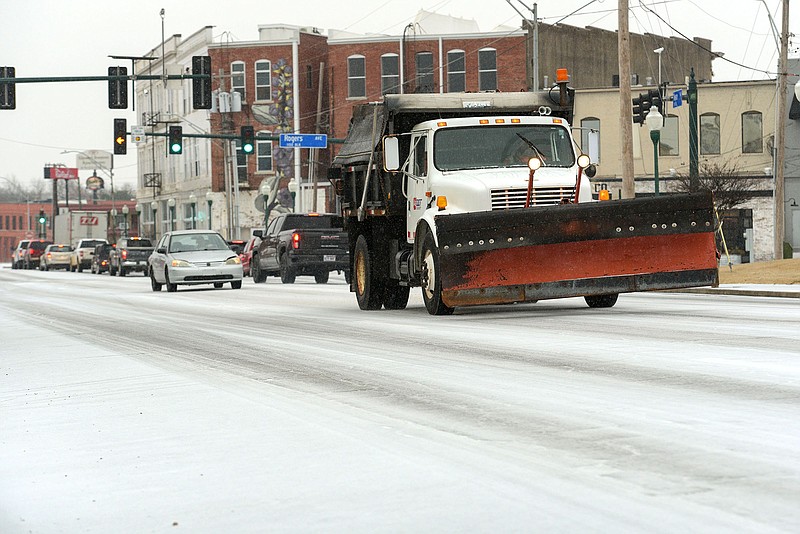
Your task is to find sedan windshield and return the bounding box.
[434,124,575,171]
[169,233,229,253]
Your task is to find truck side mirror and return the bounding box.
[383,136,400,171]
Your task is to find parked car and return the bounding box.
[251,213,349,284]
[227,240,246,255]
[109,237,153,276]
[11,240,30,270]
[23,240,52,269]
[70,238,109,272]
[90,243,114,274]
[39,244,73,271]
[148,230,243,292]
[239,235,261,277]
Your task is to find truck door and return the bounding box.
[263,215,282,270]
[406,132,429,243]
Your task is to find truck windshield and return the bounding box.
[434,124,575,171]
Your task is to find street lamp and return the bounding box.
[205,191,214,230]
[188,193,197,229]
[653,47,664,92]
[288,178,298,213]
[259,180,270,227]
[122,204,129,237]
[645,105,664,196]
[151,200,158,240]
[167,198,176,231]
[110,208,118,243]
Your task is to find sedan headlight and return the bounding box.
[171,259,192,267]
[225,256,242,265]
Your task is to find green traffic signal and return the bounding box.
[168,125,183,155]
[241,126,254,155]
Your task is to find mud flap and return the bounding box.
[435,192,719,308]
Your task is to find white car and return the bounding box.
[148,230,243,292]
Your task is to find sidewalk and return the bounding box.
[678,284,800,298]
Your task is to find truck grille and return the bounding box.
[491,187,575,210]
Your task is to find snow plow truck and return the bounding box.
[328,74,719,315]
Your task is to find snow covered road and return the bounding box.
[1,267,799,532]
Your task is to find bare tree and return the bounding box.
[673,161,763,211]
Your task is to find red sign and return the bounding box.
[80,216,99,226]
[44,167,79,180]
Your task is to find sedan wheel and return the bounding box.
[150,269,162,292]
[231,280,242,289]
[165,269,177,292]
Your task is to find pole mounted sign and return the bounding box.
[279,133,328,149]
[44,167,79,180]
[76,150,113,171]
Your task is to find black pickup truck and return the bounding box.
[251,213,349,284]
[109,237,154,276]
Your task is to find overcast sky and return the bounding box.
[1,0,796,191]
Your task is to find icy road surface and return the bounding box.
[1,267,799,533]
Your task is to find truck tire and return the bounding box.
[314,271,329,284]
[382,283,410,310]
[584,294,618,308]
[279,253,296,284]
[354,234,384,310]
[252,255,267,283]
[420,233,454,316]
[165,269,177,293]
[150,269,162,292]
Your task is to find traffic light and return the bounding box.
[240,126,254,155]
[632,92,651,126]
[38,209,46,225]
[192,56,212,109]
[113,118,127,155]
[0,66,15,110]
[168,125,183,155]
[108,66,128,109]
[648,88,664,115]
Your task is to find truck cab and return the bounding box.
[395,115,591,246]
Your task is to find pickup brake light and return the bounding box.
[292,232,300,249]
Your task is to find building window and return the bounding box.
[700,113,721,155]
[347,55,366,98]
[580,117,601,163]
[257,136,273,172]
[231,61,245,101]
[381,54,400,95]
[415,52,434,93]
[446,50,466,93]
[478,48,497,92]
[235,140,248,183]
[255,60,272,101]
[742,111,763,153]
[660,115,679,157]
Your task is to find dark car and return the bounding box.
[23,240,53,269]
[91,243,114,274]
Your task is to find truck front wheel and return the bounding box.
[420,234,454,316]
[354,234,384,310]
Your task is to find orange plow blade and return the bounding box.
[435,192,719,307]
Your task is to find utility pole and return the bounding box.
[618,0,635,198]
[774,0,789,260]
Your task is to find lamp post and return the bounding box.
[259,181,270,228]
[205,191,214,230]
[188,193,197,229]
[167,198,176,231]
[653,47,664,93]
[288,178,298,213]
[151,201,158,240]
[122,204,129,237]
[645,105,664,196]
[135,203,142,237]
[110,208,118,243]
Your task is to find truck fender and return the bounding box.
[413,219,437,273]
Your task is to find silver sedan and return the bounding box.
[148,230,243,292]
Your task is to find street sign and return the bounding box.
[279,133,327,149]
[131,125,145,143]
[76,150,113,171]
[673,89,683,108]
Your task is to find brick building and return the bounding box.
[0,202,52,263]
